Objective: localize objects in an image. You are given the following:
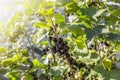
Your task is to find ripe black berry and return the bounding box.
[65,53,70,57]
[57,49,61,52]
[52,46,56,50]
[58,38,63,43]
[60,42,65,46]
[49,36,52,40]
[53,38,57,42]
[64,46,69,50]
[104,42,110,47]
[63,49,69,53]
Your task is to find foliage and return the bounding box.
[0,0,120,80]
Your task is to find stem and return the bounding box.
[47,15,59,62]
[98,50,107,70]
[48,15,58,38]
[94,36,107,70]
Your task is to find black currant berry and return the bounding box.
[63,49,69,53]
[104,42,110,47]
[65,53,70,57]
[69,58,73,62]
[57,49,61,52]
[53,38,57,42]
[58,38,63,43]
[64,46,69,50]
[43,49,46,52]
[49,36,53,40]
[60,42,65,46]
[57,44,62,49]
[52,46,56,50]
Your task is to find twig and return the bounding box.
[94,36,107,70]
[47,15,59,62]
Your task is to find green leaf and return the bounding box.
[109,69,120,80]
[2,58,15,67]
[37,41,49,47]
[66,24,85,35]
[90,53,98,59]
[13,53,21,61]
[79,58,95,65]
[22,74,34,80]
[105,15,119,25]
[53,14,65,23]
[54,76,62,80]
[33,59,48,69]
[112,9,120,16]
[84,25,105,40]
[115,42,120,51]
[80,21,92,28]
[106,33,120,41]
[56,0,73,6]
[29,66,40,73]
[34,22,50,28]
[93,66,110,80]
[66,2,79,13]
[80,7,97,17]
[74,36,86,49]
[0,47,7,53]
[104,58,112,71]
[2,54,21,67]
[20,57,30,63]
[38,7,54,15]
[38,1,54,15]
[51,61,58,66]
[8,71,19,80]
[33,59,40,67]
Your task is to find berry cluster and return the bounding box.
[51,37,69,55]
[50,37,86,70]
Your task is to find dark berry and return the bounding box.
[64,46,69,50]
[57,44,62,49]
[58,38,63,43]
[66,53,70,57]
[52,49,57,53]
[69,58,73,62]
[52,46,56,50]
[104,42,110,47]
[60,42,65,46]
[43,49,46,52]
[53,38,57,42]
[64,49,69,53]
[49,36,52,40]
[57,49,61,52]
[58,46,64,50]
